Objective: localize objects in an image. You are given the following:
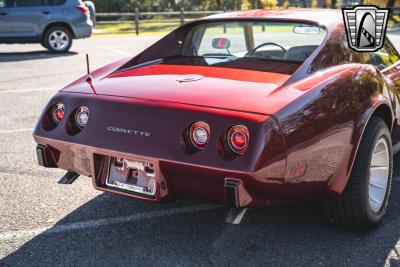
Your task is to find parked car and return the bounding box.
[34,9,400,230]
[0,0,93,53]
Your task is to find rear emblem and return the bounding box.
[176,74,203,83]
[107,126,152,137]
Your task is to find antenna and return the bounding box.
[86,54,92,82]
[86,53,90,76]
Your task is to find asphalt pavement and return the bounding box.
[1,35,400,266]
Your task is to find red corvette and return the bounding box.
[34,9,400,229]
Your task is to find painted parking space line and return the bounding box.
[101,46,132,57]
[0,204,222,241]
[0,88,56,94]
[0,128,33,134]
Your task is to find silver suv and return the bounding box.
[0,0,93,53]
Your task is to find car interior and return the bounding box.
[168,21,326,74]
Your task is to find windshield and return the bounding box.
[184,21,326,64]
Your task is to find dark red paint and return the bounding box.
[33,9,400,207]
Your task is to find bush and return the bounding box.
[261,0,278,8]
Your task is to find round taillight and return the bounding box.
[227,125,249,155]
[52,103,64,124]
[189,121,210,149]
[75,106,89,129]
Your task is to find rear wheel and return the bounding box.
[43,26,72,53]
[323,117,392,230]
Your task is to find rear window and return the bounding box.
[186,21,326,63]
[119,20,327,74]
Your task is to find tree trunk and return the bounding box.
[169,0,177,10]
[387,0,395,8]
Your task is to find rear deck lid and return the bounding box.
[62,63,295,114]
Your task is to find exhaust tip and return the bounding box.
[58,171,80,185]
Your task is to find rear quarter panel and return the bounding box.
[274,64,393,197]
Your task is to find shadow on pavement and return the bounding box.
[1,157,400,266]
[0,51,78,62]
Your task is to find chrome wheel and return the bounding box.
[48,30,69,51]
[369,137,390,212]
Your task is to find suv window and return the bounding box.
[15,0,44,7]
[46,0,66,5]
[0,0,16,7]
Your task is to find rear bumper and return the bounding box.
[35,136,331,207]
[73,21,93,39]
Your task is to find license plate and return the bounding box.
[106,157,156,196]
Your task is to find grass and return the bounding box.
[94,21,296,37]
[95,18,400,37]
[94,21,181,36]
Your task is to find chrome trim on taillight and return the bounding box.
[75,106,89,129]
[227,125,249,155]
[52,103,65,124]
[189,121,210,150]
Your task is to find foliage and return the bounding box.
[283,0,289,8]
[260,0,278,8]
[92,0,398,12]
[311,0,318,8]
[92,0,281,12]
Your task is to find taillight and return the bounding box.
[52,103,65,124]
[189,121,210,150]
[76,4,89,15]
[227,125,249,155]
[75,106,89,129]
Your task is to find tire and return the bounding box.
[323,117,393,230]
[43,26,73,53]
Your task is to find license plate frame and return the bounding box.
[106,157,156,197]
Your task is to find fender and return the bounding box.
[327,97,393,197]
[275,64,393,198]
[40,20,74,38]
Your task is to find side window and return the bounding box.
[362,40,400,69]
[46,0,66,5]
[15,0,44,7]
[0,0,16,7]
[382,39,400,65]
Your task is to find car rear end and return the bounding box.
[33,90,290,207]
[33,17,329,207]
[58,0,92,38]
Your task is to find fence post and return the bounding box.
[223,7,227,33]
[135,8,139,36]
[180,7,185,25]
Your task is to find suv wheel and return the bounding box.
[323,117,393,230]
[43,26,72,53]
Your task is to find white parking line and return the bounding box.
[0,128,33,134]
[0,88,56,94]
[101,46,132,57]
[0,204,222,241]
